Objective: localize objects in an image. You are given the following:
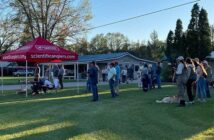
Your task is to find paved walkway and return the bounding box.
[0,80,137,91]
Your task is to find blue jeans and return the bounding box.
[109,79,116,97]
[90,83,98,101]
[156,75,161,88]
[197,77,206,100]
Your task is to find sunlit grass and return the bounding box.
[185,127,214,140]
[0,121,74,140]
[0,84,213,140]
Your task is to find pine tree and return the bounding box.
[174,19,183,56]
[198,8,211,59]
[186,3,200,58]
[165,30,174,60]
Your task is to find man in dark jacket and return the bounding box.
[88,61,99,101]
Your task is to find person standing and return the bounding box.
[115,61,121,95]
[196,61,207,102]
[58,65,65,89]
[52,64,59,89]
[148,64,154,90]
[202,60,212,98]
[175,56,186,107]
[186,58,196,103]
[88,61,99,101]
[156,62,162,89]
[102,67,107,82]
[121,66,128,83]
[34,63,41,81]
[142,63,149,92]
[107,62,117,97]
[45,64,53,81]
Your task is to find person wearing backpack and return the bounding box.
[175,56,187,107]
[186,58,196,103]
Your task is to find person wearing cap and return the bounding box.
[175,56,187,107]
[107,62,117,97]
[202,60,212,98]
[88,61,99,101]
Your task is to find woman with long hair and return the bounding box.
[185,58,196,103]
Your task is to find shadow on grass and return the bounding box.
[0,84,213,140]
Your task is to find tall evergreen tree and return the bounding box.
[165,30,174,60]
[186,3,200,58]
[174,19,184,56]
[198,8,211,59]
[211,25,214,49]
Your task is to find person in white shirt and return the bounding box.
[175,56,186,107]
[121,65,128,83]
[107,62,118,97]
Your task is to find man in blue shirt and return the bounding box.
[87,61,99,101]
[115,61,120,95]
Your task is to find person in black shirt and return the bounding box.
[87,61,99,101]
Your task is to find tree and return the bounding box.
[211,25,214,49]
[165,30,174,60]
[0,18,19,54]
[90,34,109,54]
[68,38,89,55]
[19,21,33,46]
[186,3,200,58]
[148,31,165,61]
[198,8,211,59]
[174,19,184,56]
[0,0,92,46]
[105,33,129,51]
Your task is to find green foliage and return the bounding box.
[198,8,211,59]
[148,31,165,61]
[165,30,174,59]
[174,19,184,56]
[166,3,212,60]
[161,62,173,82]
[185,3,211,59]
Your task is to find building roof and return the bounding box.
[78,52,156,63]
[40,52,156,65]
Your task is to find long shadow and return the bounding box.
[0,85,213,139]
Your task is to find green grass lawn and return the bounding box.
[0,84,213,140]
[1,76,86,85]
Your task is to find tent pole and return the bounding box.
[25,60,28,98]
[1,62,3,95]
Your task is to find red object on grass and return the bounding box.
[1,37,78,62]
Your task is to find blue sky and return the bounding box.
[86,0,214,42]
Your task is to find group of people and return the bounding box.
[31,63,65,95]
[174,56,212,107]
[136,62,162,91]
[101,64,134,83]
[87,61,120,101]
[87,60,162,102]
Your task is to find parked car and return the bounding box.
[13,69,35,77]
